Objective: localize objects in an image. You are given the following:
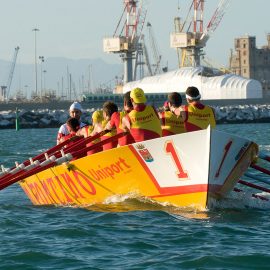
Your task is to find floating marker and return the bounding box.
[15,107,20,131]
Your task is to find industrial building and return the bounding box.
[230,35,270,97]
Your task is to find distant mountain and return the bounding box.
[0,57,123,100]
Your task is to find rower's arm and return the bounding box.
[76,127,87,138]
[121,116,131,131]
[105,121,113,130]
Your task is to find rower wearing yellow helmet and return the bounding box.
[122,88,162,142]
[77,110,103,155]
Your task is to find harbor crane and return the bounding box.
[103,0,147,84]
[170,0,229,67]
[133,21,166,79]
[0,46,20,102]
[146,22,162,75]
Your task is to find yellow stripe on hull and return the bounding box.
[152,192,208,211]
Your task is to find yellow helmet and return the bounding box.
[130,87,147,103]
[92,110,103,124]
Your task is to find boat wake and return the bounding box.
[67,189,270,220]
[69,193,211,220]
[83,193,172,213]
[209,190,270,210]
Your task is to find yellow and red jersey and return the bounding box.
[110,111,135,146]
[101,119,118,150]
[184,103,216,132]
[127,105,162,142]
[84,125,102,155]
[160,111,186,136]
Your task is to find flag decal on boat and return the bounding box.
[136,144,154,163]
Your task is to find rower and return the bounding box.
[77,110,103,155]
[174,86,216,132]
[56,101,86,144]
[122,87,162,142]
[59,117,81,146]
[101,101,118,150]
[104,91,135,146]
[160,92,186,136]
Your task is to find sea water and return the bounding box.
[0,124,270,269]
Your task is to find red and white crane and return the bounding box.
[170,0,229,67]
[103,0,147,84]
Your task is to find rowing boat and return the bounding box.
[6,127,256,211]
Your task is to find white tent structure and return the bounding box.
[122,67,262,100]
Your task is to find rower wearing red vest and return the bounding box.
[160,92,186,136]
[102,101,118,151]
[105,91,135,146]
[56,101,86,145]
[175,86,216,132]
[122,88,162,142]
[59,117,81,146]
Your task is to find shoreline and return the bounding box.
[1,103,270,129]
[0,120,269,130]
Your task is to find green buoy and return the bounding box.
[15,107,20,131]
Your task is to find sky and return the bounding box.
[0,0,269,72]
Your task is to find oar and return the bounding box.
[238,179,270,194]
[250,164,270,176]
[234,187,269,201]
[31,135,83,162]
[244,172,270,186]
[0,153,72,190]
[63,129,110,154]
[0,132,128,190]
[0,130,108,184]
[0,131,127,190]
[0,135,83,179]
[67,131,128,160]
[258,152,270,162]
